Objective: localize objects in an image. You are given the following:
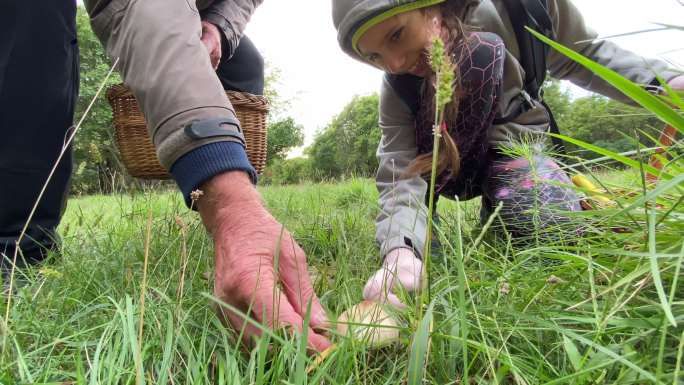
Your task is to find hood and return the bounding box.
[332,0,446,62]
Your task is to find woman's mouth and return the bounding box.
[406,52,429,77]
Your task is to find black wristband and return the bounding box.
[184,117,245,145]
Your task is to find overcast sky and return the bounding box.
[243,0,683,155]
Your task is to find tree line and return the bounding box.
[264,79,664,185]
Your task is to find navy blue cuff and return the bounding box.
[170,141,257,208]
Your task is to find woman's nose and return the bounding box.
[385,55,406,74]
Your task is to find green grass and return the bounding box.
[1,171,683,384]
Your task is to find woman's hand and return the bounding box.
[667,74,684,92]
[363,248,424,309]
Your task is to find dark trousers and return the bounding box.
[217,35,264,95]
[0,1,79,267]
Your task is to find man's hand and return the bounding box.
[197,171,331,352]
[363,248,424,309]
[200,21,222,70]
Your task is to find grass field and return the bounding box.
[2,163,683,384]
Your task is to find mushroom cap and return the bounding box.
[336,300,400,347]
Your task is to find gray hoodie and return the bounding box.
[333,0,681,258]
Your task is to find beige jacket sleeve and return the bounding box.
[375,76,428,259]
[86,0,262,171]
[546,0,681,102]
[202,0,264,59]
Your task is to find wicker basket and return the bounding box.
[106,84,268,179]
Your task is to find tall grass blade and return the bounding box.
[454,197,468,381]
[75,346,86,385]
[11,335,32,384]
[647,202,677,326]
[553,134,674,180]
[407,301,434,385]
[124,297,145,385]
[562,335,582,371]
[294,299,313,385]
[156,310,175,385]
[652,22,684,32]
[675,330,684,385]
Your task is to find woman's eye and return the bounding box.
[368,54,380,62]
[390,27,403,42]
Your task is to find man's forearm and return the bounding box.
[196,170,263,235]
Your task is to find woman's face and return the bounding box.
[356,7,442,77]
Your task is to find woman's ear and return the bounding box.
[423,6,442,23]
[423,7,443,37]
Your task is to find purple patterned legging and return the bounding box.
[479,153,582,239]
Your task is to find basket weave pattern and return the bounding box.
[106,84,268,180]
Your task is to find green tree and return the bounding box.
[562,95,662,157]
[261,157,312,185]
[306,94,380,179]
[73,6,123,194]
[263,63,290,118]
[266,117,304,165]
[542,80,662,158]
[542,79,572,126]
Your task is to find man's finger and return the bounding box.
[199,32,220,69]
[253,286,332,352]
[279,240,330,332]
[218,303,263,348]
[306,328,333,352]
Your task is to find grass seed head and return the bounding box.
[429,37,455,117]
[190,189,204,202]
[499,282,510,295]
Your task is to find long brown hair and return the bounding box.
[406,0,468,178]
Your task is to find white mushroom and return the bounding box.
[336,300,400,347]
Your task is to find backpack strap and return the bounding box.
[503,0,566,153]
[503,0,552,99]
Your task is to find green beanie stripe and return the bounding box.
[351,0,446,57]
